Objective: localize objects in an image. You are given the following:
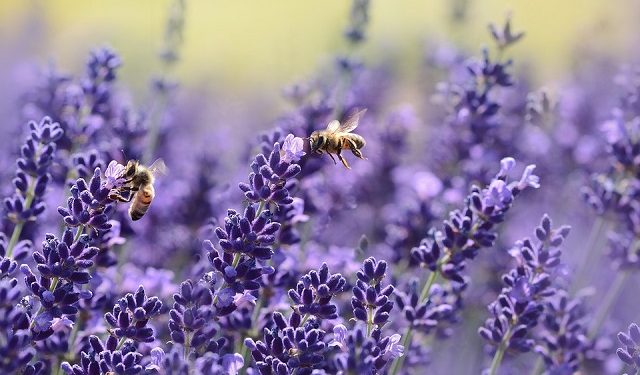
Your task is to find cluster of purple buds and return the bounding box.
[0,277,34,373]
[343,0,370,44]
[244,264,345,373]
[82,47,122,119]
[326,257,402,374]
[154,347,242,374]
[104,285,162,343]
[244,311,326,375]
[616,323,640,373]
[478,215,570,366]
[272,197,308,246]
[288,263,346,320]
[330,325,404,374]
[169,279,225,355]
[61,335,157,375]
[4,117,63,258]
[58,168,116,235]
[395,280,455,335]
[0,233,24,278]
[215,205,280,261]
[582,81,640,218]
[239,137,303,207]
[32,230,99,284]
[412,157,540,285]
[20,229,100,340]
[535,292,588,373]
[351,257,394,329]
[488,15,525,51]
[206,210,276,307]
[607,231,640,270]
[429,17,523,186]
[72,150,104,181]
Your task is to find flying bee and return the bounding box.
[108,159,167,221]
[308,108,367,169]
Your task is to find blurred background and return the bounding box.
[1,1,640,374]
[0,0,636,101]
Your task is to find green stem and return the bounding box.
[419,270,438,301]
[64,313,84,361]
[389,325,413,375]
[390,270,438,375]
[571,216,606,293]
[588,270,629,339]
[184,331,192,362]
[73,225,85,242]
[529,357,544,375]
[6,185,36,259]
[212,253,242,305]
[6,222,25,260]
[239,296,264,375]
[488,328,512,375]
[366,305,373,337]
[6,140,45,260]
[30,277,59,329]
[52,358,61,375]
[116,336,127,350]
[255,200,266,217]
[300,313,310,326]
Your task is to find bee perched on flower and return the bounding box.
[104,159,168,221]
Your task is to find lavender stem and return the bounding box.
[588,270,629,339]
[390,270,438,375]
[488,327,512,375]
[571,216,607,293]
[5,173,37,259]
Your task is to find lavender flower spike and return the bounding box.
[617,323,640,373]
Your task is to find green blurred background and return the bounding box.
[0,0,635,98]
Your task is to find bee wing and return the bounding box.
[148,158,168,177]
[326,120,341,133]
[337,108,367,133]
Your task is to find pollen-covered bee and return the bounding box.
[309,108,367,169]
[108,159,167,221]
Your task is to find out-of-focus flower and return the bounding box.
[383,334,404,360]
[103,160,127,189]
[478,215,570,373]
[280,134,306,163]
[329,324,349,351]
[488,14,525,50]
[222,353,245,375]
[617,323,640,372]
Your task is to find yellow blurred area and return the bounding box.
[0,0,635,96]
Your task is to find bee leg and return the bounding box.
[337,150,351,169]
[350,147,366,160]
[327,152,338,165]
[347,139,366,160]
[109,189,134,203]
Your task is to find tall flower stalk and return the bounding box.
[391,158,540,374]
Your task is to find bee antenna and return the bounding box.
[120,149,128,162]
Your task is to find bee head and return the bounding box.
[309,132,325,153]
[124,160,139,179]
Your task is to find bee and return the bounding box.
[309,108,367,169]
[108,159,167,221]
